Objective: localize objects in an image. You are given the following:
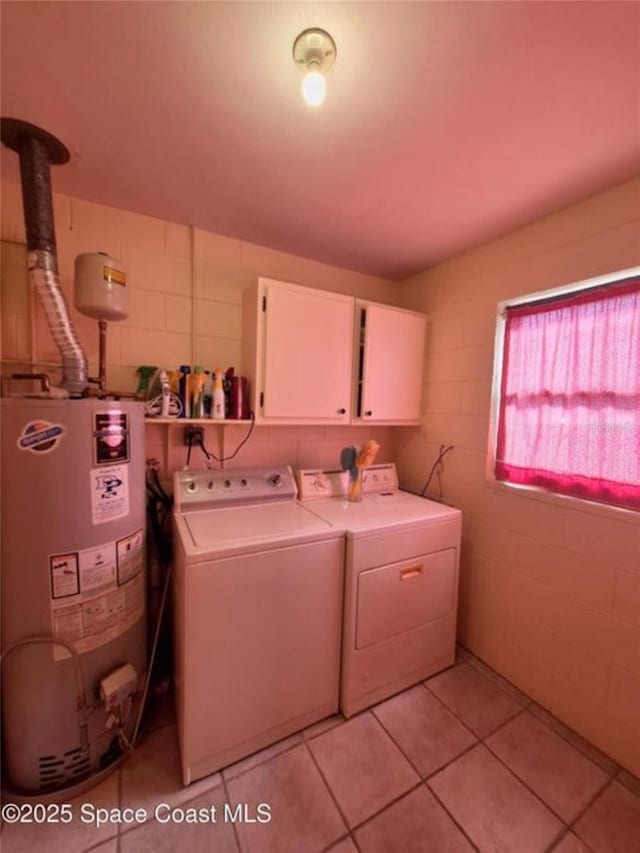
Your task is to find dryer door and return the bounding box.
[355,548,456,649]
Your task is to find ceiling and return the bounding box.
[1,2,638,280]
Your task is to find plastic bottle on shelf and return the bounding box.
[159,370,171,417]
[212,368,226,420]
[190,366,205,418]
[178,365,191,418]
[203,370,213,417]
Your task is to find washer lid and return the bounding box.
[178,499,338,558]
[304,490,460,535]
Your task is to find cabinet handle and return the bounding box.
[337,408,346,414]
[364,410,373,417]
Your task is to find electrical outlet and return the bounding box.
[183,426,204,445]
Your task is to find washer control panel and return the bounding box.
[173,464,296,510]
[297,463,399,500]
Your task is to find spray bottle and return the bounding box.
[212,368,226,420]
[159,370,171,417]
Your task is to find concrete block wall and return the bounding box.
[1,180,399,475]
[395,177,640,774]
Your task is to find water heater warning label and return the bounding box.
[93,411,129,465]
[117,529,144,585]
[49,531,144,660]
[90,464,129,525]
[50,553,80,599]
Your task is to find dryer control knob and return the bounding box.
[186,480,197,493]
[268,473,282,487]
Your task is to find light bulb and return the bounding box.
[302,70,326,107]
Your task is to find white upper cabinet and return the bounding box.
[242,278,354,424]
[242,280,426,425]
[353,301,426,424]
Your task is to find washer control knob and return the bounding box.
[240,478,248,487]
[207,480,215,490]
[268,473,282,487]
[186,480,197,493]
[224,479,232,489]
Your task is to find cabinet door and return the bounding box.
[359,304,426,422]
[262,283,353,420]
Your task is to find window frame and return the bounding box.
[487,265,640,516]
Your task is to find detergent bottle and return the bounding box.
[212,368,226,420]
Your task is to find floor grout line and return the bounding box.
[345,780,427,840]
[417,659,632,849]
[320,831,357,853]
[422,668,522,741]
[368,706,426,781]
[303,739,352,844]
[564,774,616,841]
[220,733,306,785]
[219,769,243,853]
[481,731,573,827]
[369,696,481,789]
[318,710,481,850]
[431,653,622,778]
[421,778,481,853]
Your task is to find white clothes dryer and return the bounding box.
[298,463,462,717]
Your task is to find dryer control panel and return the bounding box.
[297,463,399,499]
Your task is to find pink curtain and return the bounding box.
[496,277,640,510]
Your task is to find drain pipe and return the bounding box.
[1,118,88,396]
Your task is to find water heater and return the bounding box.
[1,398,146,794]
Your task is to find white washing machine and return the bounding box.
[298,463,462,717]
[172,465,344,784]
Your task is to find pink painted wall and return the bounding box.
[1,181,399,478]
[395,177,640,775]
[145,423,396,479]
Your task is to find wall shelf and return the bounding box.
[144,417,255,472]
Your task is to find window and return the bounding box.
[491,269,640,512]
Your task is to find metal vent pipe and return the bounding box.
[1,118,88,395]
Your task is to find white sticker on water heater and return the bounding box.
[116,528,144,585]
[90,463,130,525]
[79,543,117,592]
[49,537,145,661]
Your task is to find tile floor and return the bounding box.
[2,647,639,853]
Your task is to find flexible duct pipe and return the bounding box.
[1,119,88,395]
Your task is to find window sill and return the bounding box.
[487,475,640,526]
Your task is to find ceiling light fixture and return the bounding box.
[292,28,336,107]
